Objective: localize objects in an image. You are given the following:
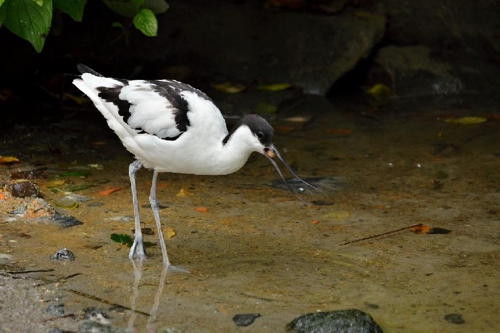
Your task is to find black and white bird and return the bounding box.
[73,64,314,268]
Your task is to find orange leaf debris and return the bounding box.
[99,187,122,196]
[411,224,431,234]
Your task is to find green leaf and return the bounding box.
[133,8,157,37]
[110,233,133,246]
[102,0,168,18]
[4,0,52,53]
[53,0,85,22]
[0,0,6,8]
[0,2,7,28]
[32,0,43,6]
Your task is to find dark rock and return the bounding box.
[123,1,386,95]
[444,313,465,324]
[286,309,383,333]
[373,46,464,97]
[47,303,65,317]
[232,313,261,327]
[51,248,75,261]
[371,0,500,97]
[7,180,40,198]
[51,213,84,228]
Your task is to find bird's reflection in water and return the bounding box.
[127,260,168,332]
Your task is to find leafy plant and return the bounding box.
[0,0,168,53]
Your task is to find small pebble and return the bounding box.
[84,307,110,320]
[232,313,261,327]
[51,248,75,261]
[7,180,40,198]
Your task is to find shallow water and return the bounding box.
[1,96,499,332]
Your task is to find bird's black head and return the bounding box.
[240,114,274,146]
[224,114,317,205]
[223,114,274,147]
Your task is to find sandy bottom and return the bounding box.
[1,96,499,332]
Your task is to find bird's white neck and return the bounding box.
[213,126,262,175]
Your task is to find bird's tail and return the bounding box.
[72,64,137,138]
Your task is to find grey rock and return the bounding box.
[232,313,261,327]
[52,213,84,228]
[46,303,65,317]
[375,0,500,96]
[51,248,75,261]
[373,45,464,97]
[286,309,382,333]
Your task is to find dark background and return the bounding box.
[1,0,500,124]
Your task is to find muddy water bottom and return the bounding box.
[1,97,499,332]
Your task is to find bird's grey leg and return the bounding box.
[150,169,170,267]
[129,160,146,260]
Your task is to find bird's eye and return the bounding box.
[257,132,264,139]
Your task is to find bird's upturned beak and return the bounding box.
[263,145,317,204]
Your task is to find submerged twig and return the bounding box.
[7,269,55,275]
[66,289,150,317]
[36,273,82,287]
[339,223,423,246]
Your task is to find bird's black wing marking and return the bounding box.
[96,81,133,123]
[148,80,191,133]
[95,79,212,141]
